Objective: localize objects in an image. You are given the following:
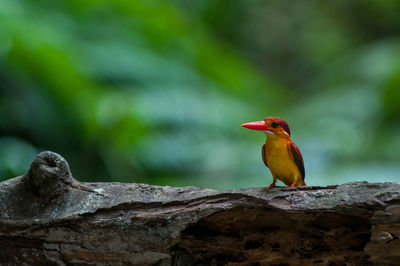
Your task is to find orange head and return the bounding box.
[241,117,291,138]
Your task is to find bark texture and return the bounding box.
[0,151,399,265]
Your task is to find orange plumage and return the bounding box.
[242,117,305,189]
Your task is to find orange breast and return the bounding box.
[264,138,303,186]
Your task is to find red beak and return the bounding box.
[241,121,270,131]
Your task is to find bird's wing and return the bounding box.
[262,143,268,168]
[288,141,305,181]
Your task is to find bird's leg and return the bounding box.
[266,177,277,189]
[289,177,298,188]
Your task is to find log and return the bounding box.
[0,151,399,265]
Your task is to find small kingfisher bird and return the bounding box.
[241,117,305,189]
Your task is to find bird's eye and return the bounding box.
[271,122,279,128]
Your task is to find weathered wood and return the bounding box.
[0,151,399,265]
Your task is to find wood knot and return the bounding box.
[25,151,73,197]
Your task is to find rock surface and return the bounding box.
[0,151,399,265]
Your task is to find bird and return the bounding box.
[241,117,305,189]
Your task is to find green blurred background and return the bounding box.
[1,0,400,188]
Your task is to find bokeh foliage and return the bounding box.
[1,0,399,188]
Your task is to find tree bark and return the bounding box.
[0,151,399,265]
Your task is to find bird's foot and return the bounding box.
[289,181,297,188]
[266,183,276,189]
